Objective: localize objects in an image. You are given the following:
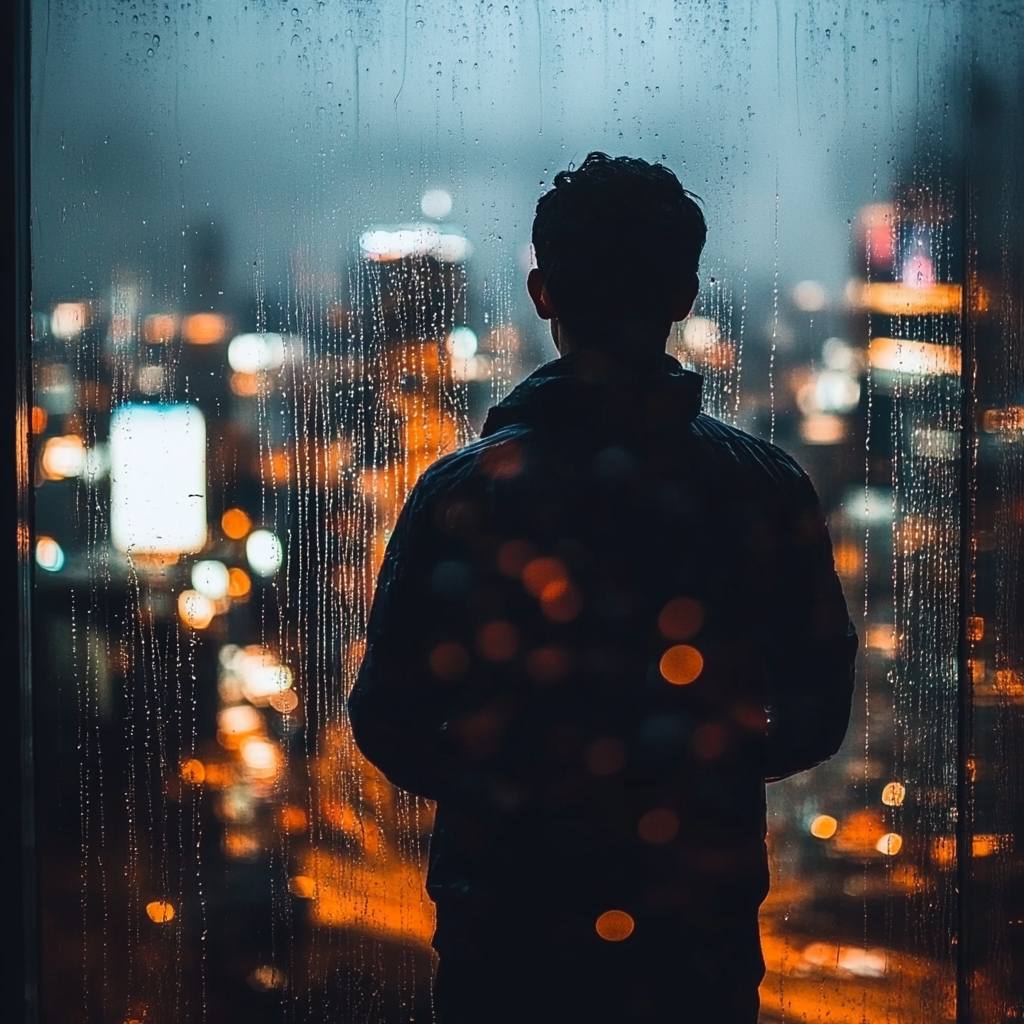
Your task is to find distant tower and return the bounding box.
[187,221,227,311]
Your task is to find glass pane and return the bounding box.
[26,2,1021,1021]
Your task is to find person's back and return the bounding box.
[349,153,857,1024]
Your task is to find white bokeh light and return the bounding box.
[36,536,66,572]
[420,188,453,220]
[191,560,230,600]
[246,529,283,577]
[822,337,857,371]
[41,435,87,480]
[793,280,827,311]
[50,302,88,339]
[447,327,478,360]
[242,663,293,705]
[359,225,471,263]
[227,333,287,374]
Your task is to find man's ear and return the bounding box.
[527,268,557,320]
[670,274,700,322]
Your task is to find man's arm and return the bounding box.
[348,485,453,799]
[763,469,858,781]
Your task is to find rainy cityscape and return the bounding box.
[21,3,1024,1023]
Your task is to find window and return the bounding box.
[22,3,1024,1021]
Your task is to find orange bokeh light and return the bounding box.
[143,313,178,344]
[881,782,906,807]
[289,875,316,899]
[541,581,582,622]
[853,282,962,317]
[540,578,568,602]
[227,566,252,598]
[832,542,861,577]
[278,805,308,832]
[182,312,228,345]
[875,832,903,856]
[41,434,85,480]
[973,834,1011,858]
[526,646,572,683]
[478,439,524,480]
[230,371,260,396]
[810,814,838,839]
[180,759,205,785]
[595,909,634,942]
[868,334,961,375]
[177,590,215,630]
[637,808,680,844]
[223,831,261,860]
[201,763,232,788]
[497,539,536,578]
[657,597,704,640]
[831,808,887,856]
[222,508,252,540]
[521,557,566,597]
[476,621,519,661]
[145,900,175,924]
[31,406,48,434]
[178,589,216,626]
[430,642,470,680]
[659,645,704,685]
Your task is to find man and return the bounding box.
[349,152,857,1023]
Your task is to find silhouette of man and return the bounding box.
[350,152,857,1024]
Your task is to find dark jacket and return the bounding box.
[349,352,856,1024]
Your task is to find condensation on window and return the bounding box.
[27,2,1023,1022]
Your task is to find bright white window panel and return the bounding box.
[109,404,207,555]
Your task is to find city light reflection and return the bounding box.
[143,313,178,344]
[221,507,251,540]
[191,559,230,600]
[868,336,961,377]
[177,590,215,629]
[181,312,229,345]
[227,332,287,373]
[245,528,282,577]
[847,280,962,316]
[41,434,86,479]
[809,815,839,840]
[35,536,65,572]
[595,910,635,942]
[659,645,704,685]
[50,301,89,339]
[881,782,907,807]
[144,901,176,924]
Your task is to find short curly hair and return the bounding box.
[532,152,706,350]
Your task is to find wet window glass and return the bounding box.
[26,2,1023,1021]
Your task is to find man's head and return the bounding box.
[528,152,706,358]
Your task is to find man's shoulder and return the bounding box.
[409,413,812,510]
[689,412,809,490]
[408,425,533,503]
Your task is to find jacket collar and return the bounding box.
[480,351,704,439]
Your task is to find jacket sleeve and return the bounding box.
[347,484,454,800]
[763,469,858,781]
